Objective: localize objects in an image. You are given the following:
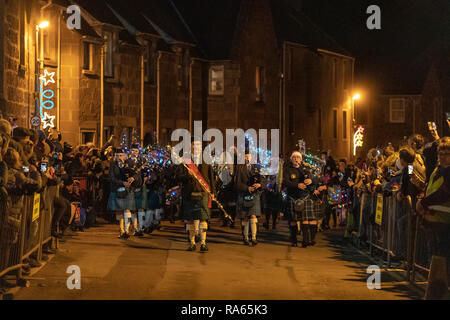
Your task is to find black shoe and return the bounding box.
[302,242,308,248]
[310,241,316,246]
[243,239,250,246]
[134,231,144,237]
[291,241,298,247]
[200,244,209,252]
[187,244,196,251]
[251,239,258,246]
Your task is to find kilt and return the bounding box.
[181,193,210,221]
[107,191,136,212]
[286,196,324,222]
[134,187,146,210]
[236,193,262,218]
[146,189,163,210]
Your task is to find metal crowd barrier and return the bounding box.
[349,190,433,284]
[0,186,58,287]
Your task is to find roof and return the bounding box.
[271,0,351,57]
[73,0,123,27]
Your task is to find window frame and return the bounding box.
[389,98,406,123]
[80,129,97,145]
[82,42,94,72]
[333,108,338,139]
[343,110,348,140]
[209,65,225,96]
[256,66,265,102]
[103,31,114,78]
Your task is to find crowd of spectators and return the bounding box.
[0,119,119,291]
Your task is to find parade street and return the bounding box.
[14,219,421,300]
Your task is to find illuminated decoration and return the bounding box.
[39,69,55,86]
[42,112,56,129]
[353,125,365,156]
[39,69,56,128]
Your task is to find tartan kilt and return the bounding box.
[236,193,262,218]
[287,197,324,222]
[107,191,136,212]
[181,193,211,221]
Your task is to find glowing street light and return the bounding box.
[352,93,361,101]
[37,21,50,30]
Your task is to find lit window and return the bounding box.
[209,65,224,95]
[389,98,405,123]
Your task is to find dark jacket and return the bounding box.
[177,160,216,201]
[234,164,265,195]
[283,163,309,199]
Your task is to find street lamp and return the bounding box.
[38,21,50,30]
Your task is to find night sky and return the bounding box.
[301,0,450,95]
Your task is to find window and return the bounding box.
[177,53,183,87]
[256,66,265,102]
[343,110,348,139]
[288,47,294,83]
[83,42,93,71]
[81,130,96,144]
[342,61,347,89]
[288,105,295,135]
[389,98,405,123]
[333,109,338,139]
[103,31,114,77]
[209,65,224,95]
[144,42,156,84]
[318,109,322,138]
[333,59,338,89]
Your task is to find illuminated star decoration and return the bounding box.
[39,69,56,86]
[42,112,56,129]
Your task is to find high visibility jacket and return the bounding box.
[422,167,450,224]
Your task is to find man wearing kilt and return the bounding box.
[283,151,315,247]
[234,152,265,246]
[177,138,216,252]
[128,144,146,237]
[107,148,139,239]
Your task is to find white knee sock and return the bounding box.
[250,218,258,241]
[119,218,125,234]
[123,210,132,234]
[187,224,196,245]
[137,211,145,232]
[194,220,200,237]
[242,220,249,241]
[131,213,138,233]
[200,221,208,245]
[145,210,154,228]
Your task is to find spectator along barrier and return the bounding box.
[349,191,432,283]
[0,185,58,286]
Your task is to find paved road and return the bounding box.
[14,218,421,300]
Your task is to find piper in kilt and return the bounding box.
[177,139,216,252]
[234,152,265,246]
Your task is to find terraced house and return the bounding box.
[0,0,355,159]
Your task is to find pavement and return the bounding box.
[12,218,423,300]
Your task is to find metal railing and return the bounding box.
[349,190,433,284]
[0,186,58,286]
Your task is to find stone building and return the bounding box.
[1,0,355,159]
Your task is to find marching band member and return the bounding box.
[235,151,265,246]
[128,144,145,237]
[107,148,136,239]
[177,138,216,252]
[283,151,312,247]
[217,146,238,228]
